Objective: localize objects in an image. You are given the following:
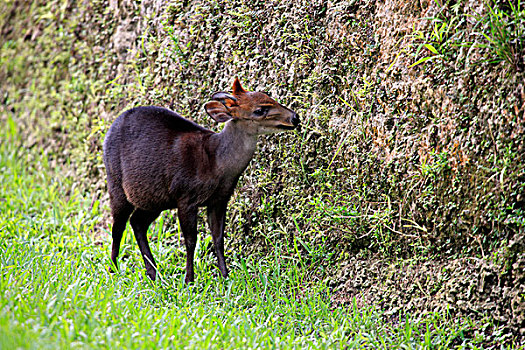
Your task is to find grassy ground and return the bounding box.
[0,119,513,349]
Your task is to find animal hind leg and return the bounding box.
[130,209,160,281]
[109,194,133,273]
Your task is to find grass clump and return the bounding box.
[476,0,525,71]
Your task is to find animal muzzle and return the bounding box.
[291,113,300,128]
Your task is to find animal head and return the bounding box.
[204,77,300,134]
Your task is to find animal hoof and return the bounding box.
[147,271,157,281]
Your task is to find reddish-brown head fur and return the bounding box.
[205,77,300,133]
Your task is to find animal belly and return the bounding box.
[122,178,173,211]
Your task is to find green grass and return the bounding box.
[476,0,525,71]
[0,119,499,349]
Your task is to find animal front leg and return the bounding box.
[178,206,198,283]
[207,203,229,278]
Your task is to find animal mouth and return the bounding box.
[278,114,300,130]
[277,124,297,130]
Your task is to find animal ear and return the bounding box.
[232,77,247,95]
[210,92,238,107]
[204,101,233,123]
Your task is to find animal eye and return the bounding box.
[253,108,266,116]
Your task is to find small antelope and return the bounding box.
[103,77,300,282]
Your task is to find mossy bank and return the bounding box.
[1,0,523,343]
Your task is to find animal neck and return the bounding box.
[214,120,258,177]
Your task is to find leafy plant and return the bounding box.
[409,1,467,67]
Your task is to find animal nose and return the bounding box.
[291,113,300,127]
